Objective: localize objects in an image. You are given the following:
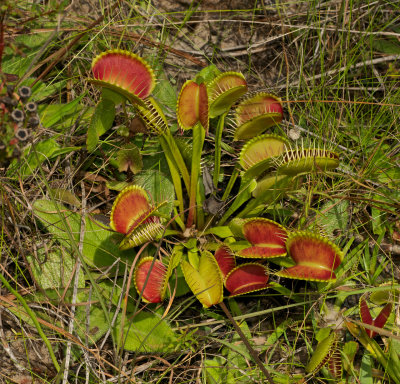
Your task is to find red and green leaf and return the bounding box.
[276,147,339,176]
[239,134,290,179]
[110,185,151,234]
[134,97,168,135]
[224,263,269,297]
[305,331,337,374]
[238,218,287,259]
[207,72,247,118]
[134,257,168,303]
[234,92,283,140]
[90,49,156,105]
[277,231,343,282]
[111,186,166,249]
[177,80,209,131]
[214,246,236,278]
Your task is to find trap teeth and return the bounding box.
[275,146,339,175]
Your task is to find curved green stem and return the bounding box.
[213,112,227,188]
[159,136,185,215]
[161,131,190,192]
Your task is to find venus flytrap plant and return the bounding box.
[31,47,349,381]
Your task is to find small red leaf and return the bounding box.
[214,246,236,278]
[225,263,269,297]
[91,50,155,100]
[360,298,392,338]
[359,298,374,337]
[134,257,168,303]
[373,302,392,332]
[239,218,287,259]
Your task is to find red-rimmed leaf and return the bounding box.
[224,263,269,297]
[177,80,208,131]
[214,246,236,278]
[234,92,283,140]
[360,298,392,338]
[110,185,151,234]
[181,251,223,308]
[277,231,343,282]
[90,50,155,104]
[239,134,289,171]
[207,72,247,118]
[134,257,168,303]
[238,218,287,259]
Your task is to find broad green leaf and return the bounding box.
[39,96,83,129]
[153,76,177,112]
[343,340,358,372]
[2,32,52,76]
[49,188,81,207]
[203,357,226,384]
[87,99,116,152]
[74,287,112,344]
[360,353,373,384]
[26,247,85,291]
[8,138,60,177]
[33,199,131,268]
[197,64,221,84]
[371,37,400,54]
[203,226,234,238]
[133,169,175,217]
[32,79,67,100]
[116,311,177,352]
[116,143,142,174]
[316,199,349,236]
